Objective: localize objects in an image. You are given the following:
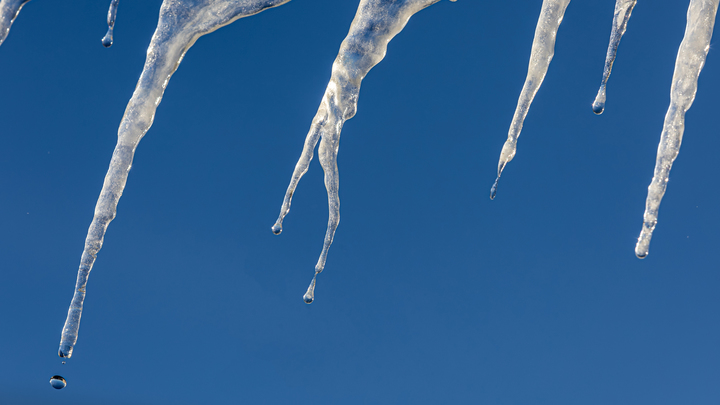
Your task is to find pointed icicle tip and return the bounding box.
[490,177,500,200]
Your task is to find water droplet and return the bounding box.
[271,223,282,235]
[303,275,316,304]
[58,343,72,359]
[61,361,66,365]
[592,100,605,115]
[49,375,66,390]
[102,29,113,48]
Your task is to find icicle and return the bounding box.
[0,0,30,47]
[58,0,291,360]
[272,0,444,303]
[490,0,571,199]
[102,0,120,48]
[592,0,636,115]
[635,0,719,259]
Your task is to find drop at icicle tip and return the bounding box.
[102,0,120,48]
[592,0,637,115]
[49,375,67,390]
[303,274,317,304]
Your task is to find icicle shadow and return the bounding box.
[58,0,291,360]
[0,0,31,47]
[635,0,719,259]
[272,0,444,303]
[490,0,571,200]
[592,0,636,115]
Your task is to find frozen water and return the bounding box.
[102,0,120,48]
[490,0,571,199]
[272,0,445,303]
[58,0,292,360]
[635,0,720,258]
[592,0,637,115]
[0,0,30,47]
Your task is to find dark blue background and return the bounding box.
[0,0,718,403]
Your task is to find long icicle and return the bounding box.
[101,0,120,48]
[490,0,571,199]
[272,0,444,304]
[59,0,291,360]
[592,0,637,115]
[635,0,719,259]
[0,0,30,47]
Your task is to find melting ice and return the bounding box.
[46,0,720,361]
[635,0,719,258]
[102,0,120,48]
[272,0,446,303]
[59,0,292,360]
[0,0,30,46]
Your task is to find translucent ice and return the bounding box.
[0,0,30,47]
[272,0,445,303]
[635,0,719,258]
[102,0,120,48]
[592,0,637,115]
[58,0,291,360]
[491,0,571,199]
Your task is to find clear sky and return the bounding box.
[1,1,719,404]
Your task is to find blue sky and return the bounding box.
[1,0,719,404]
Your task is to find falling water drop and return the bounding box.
[101,0,119,48]
[49,375,66,390]
[271,223,282,235]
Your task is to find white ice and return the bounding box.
[59,0,291,359]
[270,0,446,304]
[0,0,30,47]
[490,0,571,199]
[635,0,720,258]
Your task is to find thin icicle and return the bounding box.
[635,0,719,259]
[592,0,637,115]
[59,0,291,360]
[272,0,444,303]
[490,0,571,199]
[102,0,120,48]
[0,0,30,47]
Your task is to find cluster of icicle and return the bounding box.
[0,0,716,360]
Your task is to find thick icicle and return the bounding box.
[59,0,291,360]
[0,0,30,47]
[592,0,637,115]
[102,0,120,48]
[490,0,571,199]
[272,0,443,303]
[635,0,719,259]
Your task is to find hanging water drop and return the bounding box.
[303,274,317,304]
[592,0,637,115]
[49,375,66,390]
[101,0,119,48]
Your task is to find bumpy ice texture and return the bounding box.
[59,0,291,359]
[592,0,637,115]
[0,0,30,46]
[635,0,720,258]
[490,0,571,199]
[271,0,444,304]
